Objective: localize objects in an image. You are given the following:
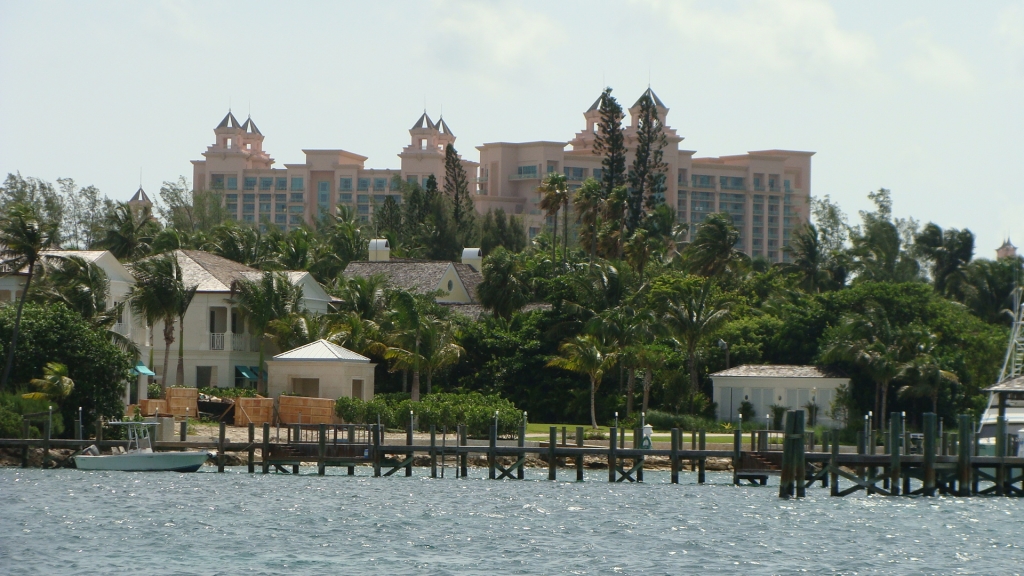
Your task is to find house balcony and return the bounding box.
[509,173,540,181]
[112,322,130,336]
[476,175,488,183]
[210,333,225,351]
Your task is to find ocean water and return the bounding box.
[1,467,1021,575]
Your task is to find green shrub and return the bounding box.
[198,387,256,399]
[333,392,521,437]
[148,383,162,399]
[0,392,65,437]
[334,396,365,424]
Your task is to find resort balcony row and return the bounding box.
[209,333,261,352]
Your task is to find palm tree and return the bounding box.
[0,203,59,391]
[914,223,974,300]
[329,312,387,359]
[477,247,530,320]
[682,213,749,277]
[128,254,179,392]
[268,310,341,351]
[660,280,731,397]
[573,178,603,266]
[333,274,388,322]
[538,173,569,263]
[22,362,74,402]
[547,334,615,428]
[850,219,920,284]
[231,271,304,393]
[173,276,199,388]
[99,201,159,261]
[897,336,960,414]
[780,223,829,293]
[420,318,464,394]
[623,229,654,285]
[382,291,427,401]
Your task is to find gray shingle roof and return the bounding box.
[711,365,847,378]
[343,259,483,303]
[985,375,1024,392]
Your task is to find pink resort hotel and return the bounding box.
[191,89,813,262]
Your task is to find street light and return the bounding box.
[718,339,730,369]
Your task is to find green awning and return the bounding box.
[133,362,156,376]
[250,366,261,379]
[236,365,257,380]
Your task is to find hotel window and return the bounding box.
[339,177,353,191]
[225,194,238,202]
[373,194,385,203]
[406,175,418,184]
[242,204,254,213]
[319,191,329,207]
[290,177,304,191]
[720,177,744,190]
[243,194,255,202]
[388,194,402,205]
[318,181,329,194]
[677,169,687,185]
[691,174,714,189]
[243,177,256,190]
[211,174,225,189]
[564,167,585,181]
[243,214,254,222]
[276,203,286,212]
[357,205,369,214]
[357,194,369,204]
[226,203,237,212]
[260,177,273,191]
[289,205,304,213]
[259,203,271,213]
[275,177,287,191]
[339,193,352,203]
[227,176,238,190]
[357,178,370,191]
[259,194,271,202]
[291,193,304,202]
[275,193,286,202]
[275,214,286,224]
[373,178,387,191]
[517,165,538,178]
[592,168,603,180]
[290,215,303,224]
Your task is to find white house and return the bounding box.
[266,339,376,400]
[136,250,332,391]
[710,365,849,426]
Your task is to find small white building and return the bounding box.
[711,365,848,426]
[266,339,376,400]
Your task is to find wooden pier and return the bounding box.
[4,411,1022,498]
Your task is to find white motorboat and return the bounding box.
[75,421,212,472]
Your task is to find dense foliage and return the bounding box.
[335,392,520,437]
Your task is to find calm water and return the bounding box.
[1,467,1021,575]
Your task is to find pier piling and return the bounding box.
[248,423,255,473]
[923,412,937,496]
[217,421,225,473]
[576,426,584,482]
[262,423,270,474]
[548,427,557,480]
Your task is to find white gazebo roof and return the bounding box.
[272,339,370,362]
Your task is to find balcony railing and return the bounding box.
[112,322,130,336]
[509,173,540,181]
[476,176,489,183]
[232,333,260,352]
[210,333,225,351]
[692,181,716,189]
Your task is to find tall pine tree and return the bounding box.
[593,88,626,201]
[626,91,667,233]
[444,144,476,248]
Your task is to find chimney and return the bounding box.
[461,247,483,272]
[368,239,390,262]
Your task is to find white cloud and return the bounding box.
[996,3,1024,78]
[428,0,566,90]
[902,25,976,91]
[641,0,879,87]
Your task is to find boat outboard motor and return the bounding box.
[82,445,100,456]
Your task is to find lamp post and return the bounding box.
[718,339,730,370]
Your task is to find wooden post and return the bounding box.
[372,424,381,477]
[690,431,697,471]
[317,424,327,476]
[488,424,497,480]
[732,428,741,486]
[248,423,255,474]
[957,414,972,497]
[698,430,706,484]
[608,427,617,483]
[518,420,526,480]
[795,410,806,497]
[670,428,680,484]
[619,427,625,452]
[179,420,187,442]
[459,425,468,479]
[346,425,355,476]
[886,413,899,495]
[830,433,840,496]
[403,414,411,477]
[548,427,557,481]
[576,426,585,482]
[972,424,980,494]
[996,393,1008,496]
[75,413,82,441]
[922,412,937,496]
[430,425,437,478]
[42,419,51,469]
[779,411,796,498]
[216,421,226,473]
[262,423,270,474]
[562,426,567,446]
[21,420,29,468]
[96,417,103,444]
[633,427,643,483]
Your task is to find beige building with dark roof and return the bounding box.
[341,239,483,305]
[710,365,848,426]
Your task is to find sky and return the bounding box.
[1,0,1021,258]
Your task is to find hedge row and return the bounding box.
[335,392,522,438]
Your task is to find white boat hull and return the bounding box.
[75,451,212,472]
